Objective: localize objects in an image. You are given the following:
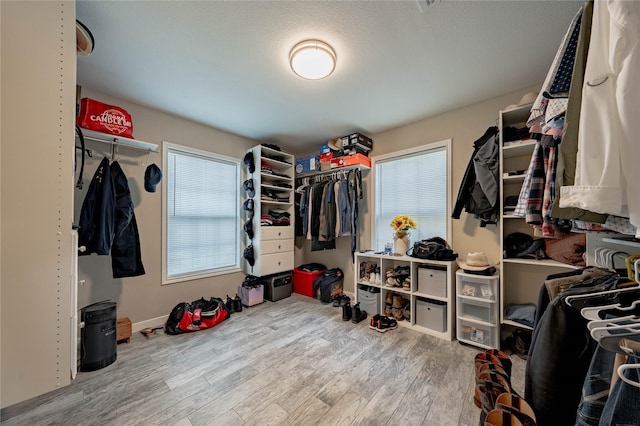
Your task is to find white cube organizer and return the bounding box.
[415,298,447,332]
[417,265,447,298]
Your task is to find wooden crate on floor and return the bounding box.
[117,317,132,343]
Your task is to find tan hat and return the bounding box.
[328,137,343,151]
[456,252,496,271]
[76,20,95,56]
[504,91,538,111]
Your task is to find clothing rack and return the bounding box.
[78,128,159,153]
[313,169,350,182]
[296,164,367,180]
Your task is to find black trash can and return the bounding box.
[80,301,117,372]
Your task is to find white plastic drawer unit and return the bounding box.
[458,318,495,348]
[458,298,496,325]
[260,226,294,241]
[417,265,447,298]
[456,271,498,301]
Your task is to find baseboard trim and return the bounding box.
[132,315,167,333]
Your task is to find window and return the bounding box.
[373,140,451,251]
[162,143,241,283]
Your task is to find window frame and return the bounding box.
[371,139,452,251]
[162,141,241,285]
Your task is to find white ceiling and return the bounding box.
[76,0,584,152]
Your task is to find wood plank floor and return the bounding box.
[1,294,525,426]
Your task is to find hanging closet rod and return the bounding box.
[296,164,369,180]
[78,128,159,153]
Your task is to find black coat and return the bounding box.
[452,127,499,227]
[110,161,145,278]
[78,157,115,255]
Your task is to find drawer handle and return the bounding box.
[278,261,281,265]
[278,232,281,236]
[278,245,281,249]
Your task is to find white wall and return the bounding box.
[1,1,76,408]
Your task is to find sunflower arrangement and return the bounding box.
[390,214,417,232]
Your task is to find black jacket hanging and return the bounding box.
[110,161,145,278]
[78,157,116,255]
[452,127,500,227]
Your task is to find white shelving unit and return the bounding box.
[242,145,295,277]
[498,104,578,330]
[456,270,500,349]
[354,252,456,340]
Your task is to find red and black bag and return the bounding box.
[76,97,134,138]
[165,297,230,335]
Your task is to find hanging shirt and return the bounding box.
[560,0,640,238]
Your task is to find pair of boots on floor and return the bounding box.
[475,349,536,426]
[339,299,367,323]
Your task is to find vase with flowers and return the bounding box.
[390,214,417,256]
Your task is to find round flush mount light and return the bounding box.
[289,40,336,80]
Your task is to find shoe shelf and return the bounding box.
[354,252,456,341]
[242,144,295,277]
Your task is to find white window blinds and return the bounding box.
[164,145,240,282]
[374,144,448,251]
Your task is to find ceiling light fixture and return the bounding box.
[289,40,336,80]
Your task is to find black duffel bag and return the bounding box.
[407,237,458,261]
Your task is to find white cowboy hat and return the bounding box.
[456,252,497,271]
[504,91,538,111]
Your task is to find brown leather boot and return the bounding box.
[474,364,511,408]
[484,408,524,426]
[477,380,511,418]
[496,394,536,426]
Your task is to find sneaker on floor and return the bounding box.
[371,315,398,333]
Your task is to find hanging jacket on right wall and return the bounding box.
[452,126,500,227]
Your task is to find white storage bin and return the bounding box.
[357,285,380,315]
[415,298,447,332]
[458,319,495,348]
[417,265,447,298]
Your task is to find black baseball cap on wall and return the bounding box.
[243,152,255,173]
[144,163,163,192]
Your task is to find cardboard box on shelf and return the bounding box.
[320,161,333,171]
[319,151,333,162]
[330,153,371,169]
[342,145,370,156]
[341,132,373,151]
[295,154,320,174]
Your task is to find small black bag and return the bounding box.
[165,302,189,335]
[407,237,458,261]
